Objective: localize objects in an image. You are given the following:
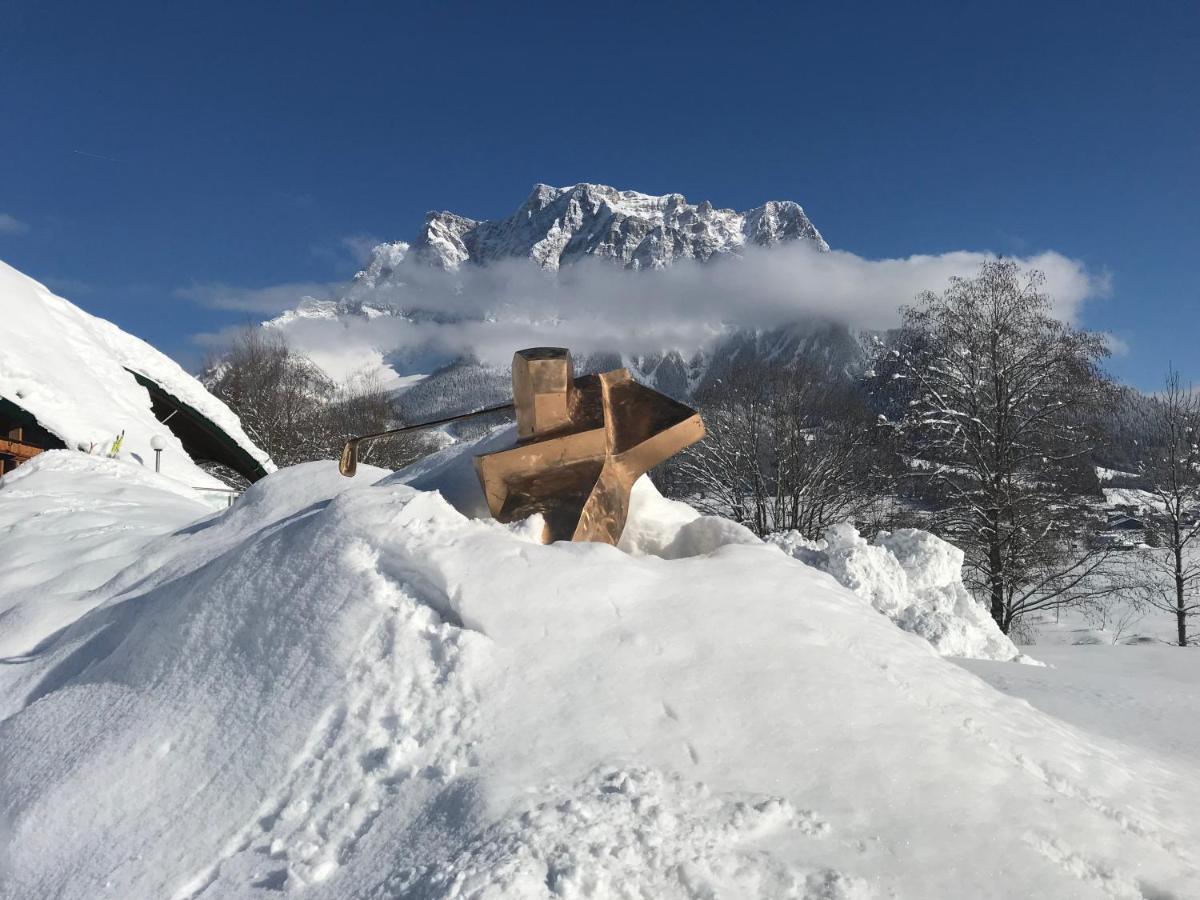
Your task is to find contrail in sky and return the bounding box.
[72,149,119,162]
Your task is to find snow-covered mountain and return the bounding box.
[393,321,869,424]
[357,182,829,279]
[266,183,863,411]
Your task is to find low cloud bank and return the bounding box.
[176,280,343,314]
[190,243,1106,376]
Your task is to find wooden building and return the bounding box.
[0,377,269,484]
[0,398,65,476]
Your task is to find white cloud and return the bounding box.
[189,245,1108,375]
[0,213,30,235]
[309,234,385,269]
[1100,332,1130,357]
[175,280,341,314]
[340,234,384,265]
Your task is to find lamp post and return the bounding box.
[150,435,165,473]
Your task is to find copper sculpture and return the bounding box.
[475,348,704,544]
[339,347,705,546]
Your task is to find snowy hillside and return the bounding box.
[0,259,274,486]
[390,319,868,424]
[2,441,1199,899]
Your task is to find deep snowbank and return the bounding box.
[0,259,273,486]
[770,524,1027,662]
[1,452,1199,898]
[0,451,212,658]
[392,424,765,560]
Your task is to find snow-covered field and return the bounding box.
[2,442,1200,899]
[961,646,1200,767]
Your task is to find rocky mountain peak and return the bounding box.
[357,182,829,278]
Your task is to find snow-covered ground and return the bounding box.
[960,646,1200,766]
[769,524,1028,662]
[0,453,213,658]
[2,442,1200,899]
[1024,595,1178,648]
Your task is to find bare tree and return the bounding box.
[325,369,439,470]
[667,363,770,529]
[208,328,436,471]
[206,329,333,466]
[1135,368,1200,645]
[874,260,1116,634]
[1083,588,1146,645]
[670,358,884,538]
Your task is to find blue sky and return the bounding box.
[1,0,1196,389]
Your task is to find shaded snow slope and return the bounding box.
[960,646,1200,768]
[0,259,273,485]
[0,452,211,658]
[2,454,1199,898]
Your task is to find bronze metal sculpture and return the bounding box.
[474,348,704,544]
[339,347,705,546]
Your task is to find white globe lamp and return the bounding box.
[150,435,165,473]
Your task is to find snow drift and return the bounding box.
[0,452,212,658]
[770,524,1028,662]
[2,447,1199,898]
[0,259,273,487]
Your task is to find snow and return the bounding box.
[960,646,1200,766]
[0,451,211,658]
[1095,466,1138,483]
[391,423,764,560]
[1019,565,1190,648]
[368,182,829,274]
[1102,487,1162,513]
[2,445,1200,898]
[770,523,1028,662]
[0,259,273,487]
[267,298,342,324]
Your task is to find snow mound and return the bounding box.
[2,451,1199,897]
[396,766,866,900]
[384,422,762,559]
[0,259,272,486]
[0,451,211,658]
[770,523,1029,662]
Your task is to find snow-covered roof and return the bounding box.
[0,259,274,486]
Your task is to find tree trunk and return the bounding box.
[1175,534,1187,647]
[990,545,1007,632]
[988,506,1007,631]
